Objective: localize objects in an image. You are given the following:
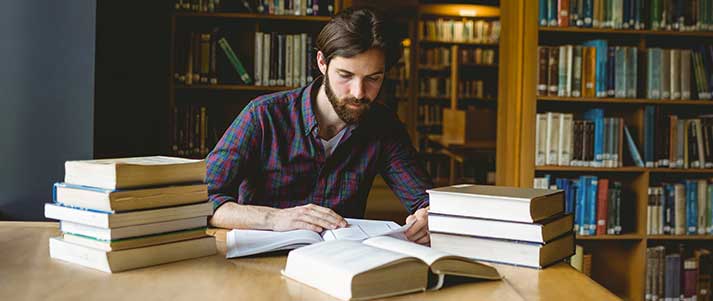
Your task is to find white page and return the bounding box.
[226,229,322,258]
[362,236,450,265]
[321,218,411,241]
[285,240,414,278]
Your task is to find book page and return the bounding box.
[362,236,450,265]
[284,240,415,278]
[226,229,322,258]
[321,218,410,241]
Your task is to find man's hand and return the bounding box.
[267,203,348,232]
[404,207,429,245]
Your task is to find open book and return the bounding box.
[226,218,410,258]
[282,236,502,301]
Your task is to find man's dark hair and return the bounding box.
[316,8,401,71]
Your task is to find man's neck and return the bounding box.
[314,83,348,140]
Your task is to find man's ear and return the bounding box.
[316,51,328,75]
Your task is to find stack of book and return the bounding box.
[648,180,713,235]
[45,156,217,273]
[646,245,712,301]
[427,184,575,269]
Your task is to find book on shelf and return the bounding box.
[44,202,213,229]
[52,182,208,212]
[173,0,336,16]
[64,156,206,190]
[535,110,628,168]
[646,244,713,301]
[174,30,317,88]
[427,184,565,223]
[537,44,713,101]
[62,227,208,252]
[539,0,713,31]
[282,237,501,301]
[49,236,216,273]
[226,218,411,258]
[430,231,575,269]
[418,18,501,44]
[649,179,713,235]
[172,104,220,158]
[535,176,625,236]
[428,213,574,244]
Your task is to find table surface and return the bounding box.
[0,222,620,301]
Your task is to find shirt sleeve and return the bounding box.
[379,122,434,214]
[205,102,262,211]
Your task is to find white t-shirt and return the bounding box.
[320,126,349,157]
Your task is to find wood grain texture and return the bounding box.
[0,222,618,300]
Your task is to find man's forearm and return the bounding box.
[209,202,278,230]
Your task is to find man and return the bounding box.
[206,8,433,244]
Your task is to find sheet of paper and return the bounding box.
[226,229,322,258]
[363,236,450,265]
[321,218,412,241]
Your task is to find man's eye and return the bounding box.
[339,73,352,79]
[367,77,382,82]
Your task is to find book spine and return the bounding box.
[255,32,263,86]
[218,38,252,84]
[538,47,550,96]
[596,178,609,235]
[588,176,598,235]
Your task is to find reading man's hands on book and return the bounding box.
[268,203,348,232]
[404,207,429,245]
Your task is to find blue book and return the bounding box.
[587,176,598,235]
[548,0,558,26]
[583,0,593,27]
[664,184,675,234]
[624,124,645,167]
[539,0,548,26]
[576,176,587,235]
[583,108,605,166]
[644,106,655,167]
[685,180,698,235]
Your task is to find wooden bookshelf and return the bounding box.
[413,3,501,186]
[539,96,713,106]
[539,26,713,38]
[174,12,332,22]
[168,2,347,157]
[497,1,713,300]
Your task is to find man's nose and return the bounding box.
[351,78,366,100]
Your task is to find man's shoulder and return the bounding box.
[245,86,305,114]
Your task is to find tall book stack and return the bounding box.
[45,156,217,273]
[427,184,575,268]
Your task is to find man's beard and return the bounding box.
[324,72,371,124]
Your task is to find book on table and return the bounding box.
[49,236,217,273]
[226,218,411,258]
[64,156,205,190]
[59,216,208,241]
[53,182,208,212]
[282,237,501,301]
[62,227,208,251]
[44,202,213,228]
[430,231,575,269]
[427,184,565,223]
[428,213,573,243]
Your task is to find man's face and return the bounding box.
[322,48,385,124]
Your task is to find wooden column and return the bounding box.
[495,0,538,187]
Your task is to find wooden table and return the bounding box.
[0,222,619,300]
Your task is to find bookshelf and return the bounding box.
[167,1,347,158]
[498,1,713,300]
[413,3,501,186]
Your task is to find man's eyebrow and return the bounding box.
[335,69,384,77]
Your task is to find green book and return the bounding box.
[218,37,252,84]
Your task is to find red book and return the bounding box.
[558,0,570,27]
[596,178,609,235]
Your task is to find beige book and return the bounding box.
[49,236,216,273]
[64,156,205,190]
[282,237,501,301]
[54,182,207,212]
[428,184,565,223]
[62,227,208,251]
